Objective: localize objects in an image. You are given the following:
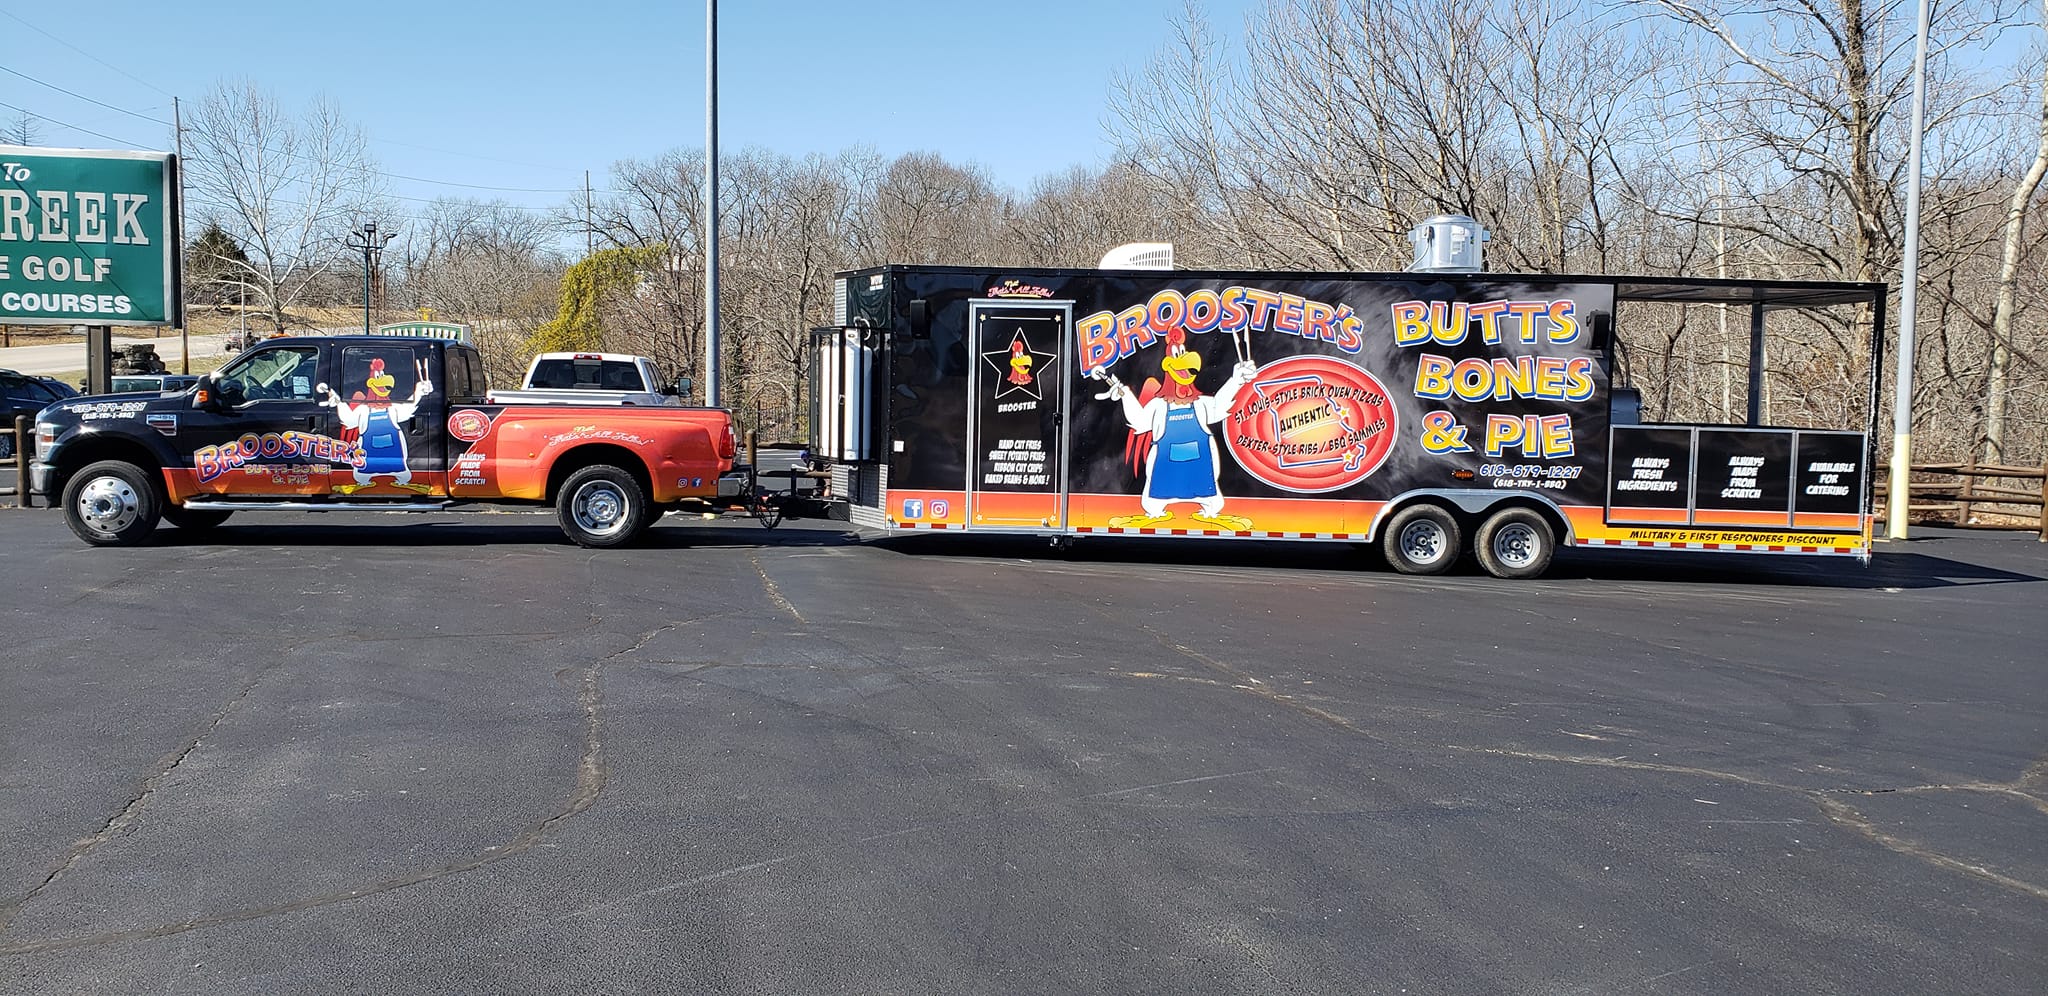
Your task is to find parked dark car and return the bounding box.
[34,376,81,399]
[1,368,69,459]
[108,374,201,394]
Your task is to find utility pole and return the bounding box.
[584,170,593,257]
[704,0,722,408]
[346,221,396,335]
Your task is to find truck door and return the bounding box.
[179,342,331,496]
[328,341,448,496]
[966,300,1069,530]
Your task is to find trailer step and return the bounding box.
[179,500,454,513]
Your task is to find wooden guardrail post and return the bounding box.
[1957,461,1976,524]
[12,415,29,508]
[2039,457,2047,542]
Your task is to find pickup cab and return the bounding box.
[484,352,683,407]
[30,335,737,548]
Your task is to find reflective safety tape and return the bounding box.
[1577,538,1860,555]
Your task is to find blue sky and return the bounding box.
[0,0,1254,224]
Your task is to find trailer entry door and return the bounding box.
[966,301,1069,530]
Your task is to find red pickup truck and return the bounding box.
[30,335,737,547]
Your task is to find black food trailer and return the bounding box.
[808,262,1882,578]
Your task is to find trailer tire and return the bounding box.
[163,507,233,531]
[1475,507,1555,580]
[556,464,650,548]
[62,460,163,547]
[1381,504,1461,575]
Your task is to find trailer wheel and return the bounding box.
[62,460,163,547]
[164,507,233,531]
[1381,504,1461,575]
[1475,507,1555,579]
[556,465,650,548]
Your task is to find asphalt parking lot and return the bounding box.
[0,509,2042,995]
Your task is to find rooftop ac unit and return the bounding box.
[1098,242,1175,270]
[1407,215,1489,273]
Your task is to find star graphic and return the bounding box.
[982,330,1059,402]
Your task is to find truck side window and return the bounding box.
[338,345,427,401]
[449,349,484,401]
[215,346,320,404]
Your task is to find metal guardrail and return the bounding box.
[1872,460,2047,541]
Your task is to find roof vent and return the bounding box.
[1098,242,1174,270]
[1406,215,1489,273]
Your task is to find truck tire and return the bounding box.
[556,465,650,548]
[164,507,234,531]
[1474,507,1555,580]
[62,460,163,547]
[1381,504,1461,575]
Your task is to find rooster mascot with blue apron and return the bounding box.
[320,356,435,495]
[1093,327,1257,530]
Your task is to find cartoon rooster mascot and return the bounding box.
[1094,327,1257,530]
[320,356,435,495]
[1006,339,1035,386]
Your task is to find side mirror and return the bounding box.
[673,376,692,398]
[209,374,245,409]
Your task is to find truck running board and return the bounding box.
[179,500,454,513]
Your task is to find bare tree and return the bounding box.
[2,111,38,146]
[182,81,385,331]
[1984,2,2048,460]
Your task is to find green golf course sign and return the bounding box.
[0,145,180,327]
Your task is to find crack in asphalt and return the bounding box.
[1452,745,2048,904]
[749,552,805,623]
[0,652,274,935]
[547,765,1285,925]
[1071,567,2048,909]
[0,625,659,958]
[1069,573,2048,908]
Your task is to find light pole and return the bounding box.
[1888,0,1933,540]
[704,0,721,407]
[345,220,396,335]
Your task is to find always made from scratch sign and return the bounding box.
[0,145,180,327]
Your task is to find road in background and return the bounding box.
[0,515,2041,994]
[0,335,217,377]
[0,329,357,377]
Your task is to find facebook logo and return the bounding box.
[902,499,924,519]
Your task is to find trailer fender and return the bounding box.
[1366,489,1575,546]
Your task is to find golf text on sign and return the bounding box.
[0,146,179,326]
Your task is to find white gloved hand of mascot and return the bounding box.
[1232,360,1257,380]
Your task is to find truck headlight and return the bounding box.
[35,422,57,449]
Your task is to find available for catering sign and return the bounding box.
[0,146,180,326]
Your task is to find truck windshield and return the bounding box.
[530,358,642,391]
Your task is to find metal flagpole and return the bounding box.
[704,0,722,408]
[1887,0,1933,540]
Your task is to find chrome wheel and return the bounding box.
[1399,518,1449,566]
[76,475,141,535]
[570,480,630,538]
[1490,521,1540,570]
